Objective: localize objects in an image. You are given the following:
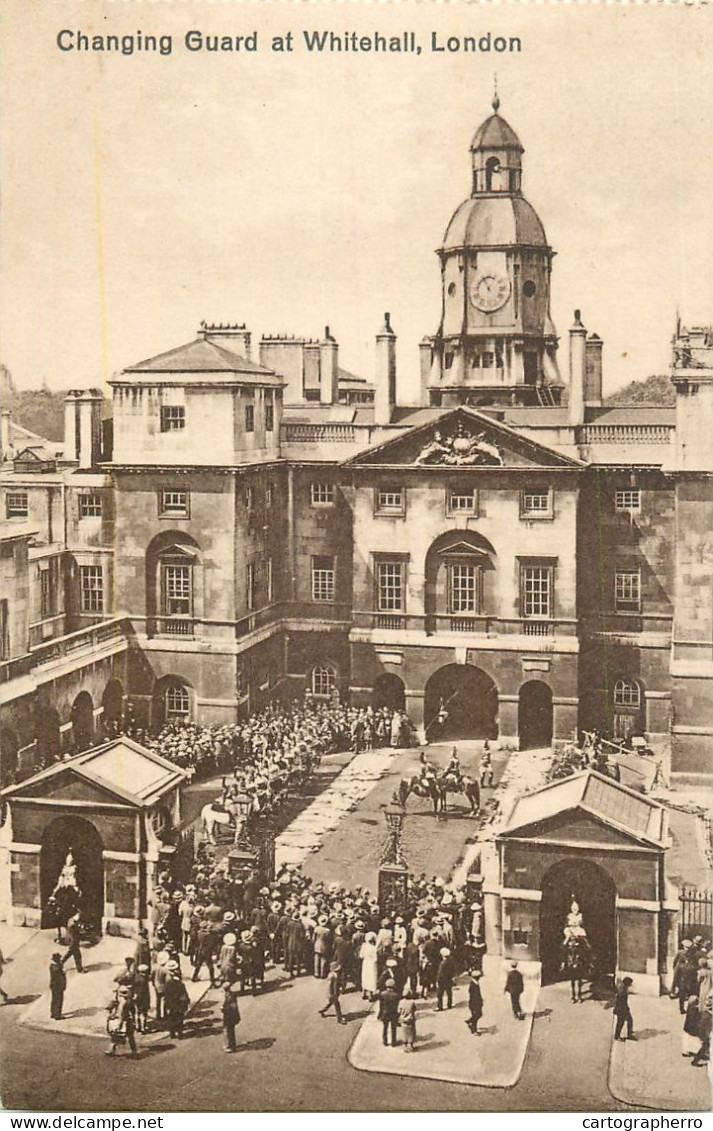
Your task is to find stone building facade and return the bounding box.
[1,99,711,778]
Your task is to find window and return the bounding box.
[615,489,641,514]
[615,569,641,612]
[267,558,274,604]
[247,562,255,610]
[449,563,478,614]
[447,487,477,515]
[40,569,53,619]
[79,565,104,614]
[376,560,405,612]
[245,486,253,512]
[310,482,335,506]
[266,483,274,508]
[162,563,191,618]
[245,403,255,433]
[521,565,552,618]
[312,555,335,602]
[520,489,553,519]
[444,352,454,370]
[79,493,102,518]
[375,487,405,516]
[6,492,28,518]
[265,402,274,432]
[165,684,190,721]
[159,489,189,518]
[614,679,641,709]
[311,664,337,697]
[160,405,185,432]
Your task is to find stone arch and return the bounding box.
[373,672,406,712]
[152,675,194,730]
[424,663,498,742]
[40,814,104,933]
[539,857,617,986]
[518,680,553,750]
[70,691,94,752]
[485,155,502,191]
[101,679,124,736]
[424,529,497,630]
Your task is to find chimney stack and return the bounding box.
[584,333,604,407]
[0,409,11,463]
[77,390,104,468]
[568,309,587,427]
[319,326,339,405]
[374,313,397,426]
[419,338,433,407]
[64,390,81,462]
[199,321,252,359]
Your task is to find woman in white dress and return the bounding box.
[359,932,378,1000]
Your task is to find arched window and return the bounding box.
[485,156,501,192]
[613,679,641,709]
[165,683,190,721]
[311,664,337,697]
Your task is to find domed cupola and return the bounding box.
[470,92,524,195]
[421,93,564,409]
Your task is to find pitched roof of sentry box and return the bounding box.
[500,769,667,848]
[1,736,187,807]
[116,337,283,385]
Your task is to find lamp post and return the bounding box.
[227,791,257,880]
[378,799,409,919]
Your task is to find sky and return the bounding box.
[1,1,712,404]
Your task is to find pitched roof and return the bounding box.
[500,769,667,848]
[470,112,523,152]
[1,736,187,807]
[119,337,283,385]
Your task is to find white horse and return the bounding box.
[201,802,233,844]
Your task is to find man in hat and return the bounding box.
[62,913,84,973]
[436,947,455,1011]
[49,953,66,1021]
[106,987,138,1057]
[152,949,170,1022]
[613,976,635,1041]
[163,964,190,1039]
[222,980,241,1053]
[378,978,400,1047]
[192,920,218,986]
[313,915,332,979]
[318,962,346,1024]
[134,927,151,971]
[114,956,137,995]
[505,961,525,1020]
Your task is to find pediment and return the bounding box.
[346,407,582,469]
[500,808,658,851]
[9,766,137,808]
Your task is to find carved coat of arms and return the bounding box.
[414,423,503,467]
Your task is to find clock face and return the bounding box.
[470,272,511,313]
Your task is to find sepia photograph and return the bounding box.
[0,0,711,1117]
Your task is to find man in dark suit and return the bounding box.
[62,914,84,973]
[505,961,525,1019]
[378,979,400,1046]
[613,976,635,1041]
[436,947,455,1011]
[50,953,66,1020]
[222,981,241,1053]
[318,962,346,1024]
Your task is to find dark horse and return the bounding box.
[395,771,480,816]
[561,937,593,1002]
[437,771,481,815]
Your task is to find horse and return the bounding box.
[561,937,593,1002]
[394,774,442,815]
[437,772,481,815]
[201,801,234,844]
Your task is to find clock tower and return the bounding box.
[423,95,564,407]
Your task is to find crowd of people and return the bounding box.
[95,851,488,1056]
[672,936,712,1068]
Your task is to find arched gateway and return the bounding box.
[424,663,498,741]
[40,814,104,932]
[539,858,616,985]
